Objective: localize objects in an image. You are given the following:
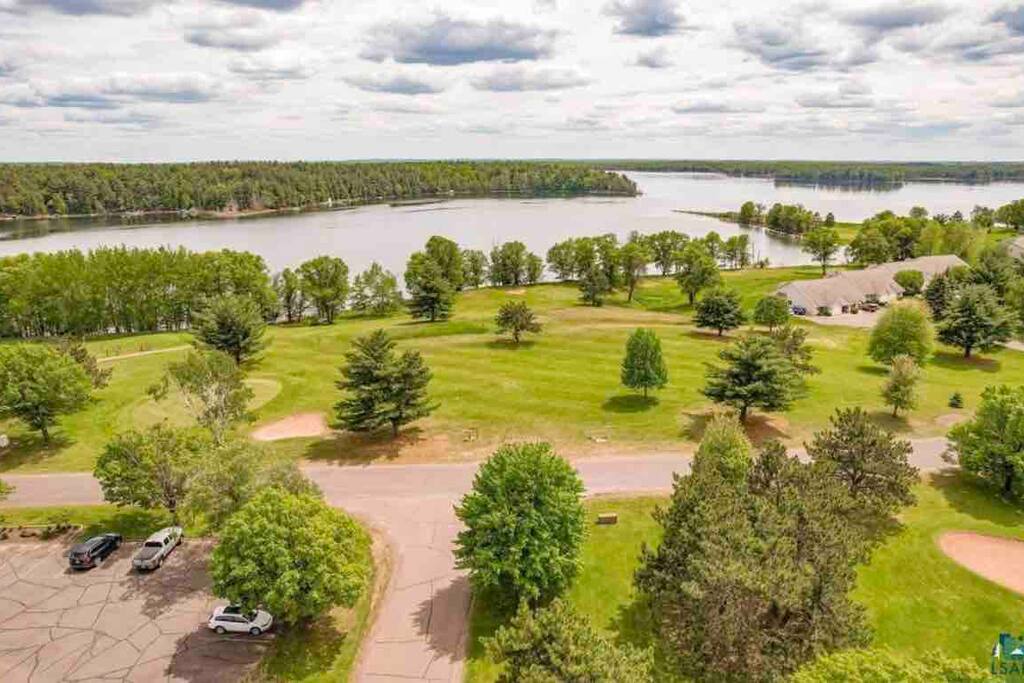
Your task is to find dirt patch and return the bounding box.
[252,412,330,441]
[935,413,968,428]
[504,288,527,295]
[938,532,1024,595]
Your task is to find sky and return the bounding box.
[0,0,1022,162]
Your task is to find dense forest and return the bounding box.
[0,161,637,218]
[591,160,1024,185]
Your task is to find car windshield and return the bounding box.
[144,541,162,548]
[247,612,259,622]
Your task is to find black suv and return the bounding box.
[68,533,122,569]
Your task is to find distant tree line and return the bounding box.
[0,161,637,217]
[591,159,1024,185]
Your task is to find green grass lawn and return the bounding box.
[2,266,1022,473]
[465,474,1023,681]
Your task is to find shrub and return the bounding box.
[949,391,964,409]
[894,269,925,296]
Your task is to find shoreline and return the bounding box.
[0,188,638,226]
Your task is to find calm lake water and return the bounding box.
[2,172,1023,276]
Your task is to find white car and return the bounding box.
[208,605,273,636]
[132,526,183,571]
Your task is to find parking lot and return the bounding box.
[0,538,268,682]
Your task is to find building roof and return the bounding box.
[776,254,967,311]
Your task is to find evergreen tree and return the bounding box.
[336,330,435,437]
[405,253,455,322]
[694,288,746,336]
[937,284,1015,357]
[702,335,797,421]
[620,328,668,398]
[806,407,917,519]
[192,294,268,364]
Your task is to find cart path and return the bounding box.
[97,345,190,363]
[0,438,950,683]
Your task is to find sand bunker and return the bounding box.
[252,412,329,441]
[938,532,1024,595]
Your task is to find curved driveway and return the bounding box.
[1,439,949,683]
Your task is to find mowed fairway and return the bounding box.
[466,476,1024,681]
[3,266,1024,473]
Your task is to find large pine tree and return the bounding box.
[336,330,435,437]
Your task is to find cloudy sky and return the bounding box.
[0,0,1022,161]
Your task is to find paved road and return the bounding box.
[0,439,949,683]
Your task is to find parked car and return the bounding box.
[208,605,273,636]
[791,305,808,316]
[861,302,879,312]
[68,533,122,569]
[132,526,183,571]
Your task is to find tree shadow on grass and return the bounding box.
[0,431,74,473]
[864,409,914,434]
[303,427,427,464]
[609,597,683,682]
[485,339,538,351]
[682,330,734,343]
[257,611,351,681]
[932,470,1024,527]
[856,364,888,377]
[931,351,1001,374]
[603,395,659,413]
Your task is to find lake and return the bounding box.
[1,171,1022,277]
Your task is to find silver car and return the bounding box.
[132,526,183,571]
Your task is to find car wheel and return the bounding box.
[214,626,226,635]
[249,627,262,636]
[157,557,163,568]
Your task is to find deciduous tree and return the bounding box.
[297,255,349,324]
[150,350,253,442]
[882,354,920,417]
[694,288,746,336]
[753,295,790,331]
[675,241,720,305]
[618,241,650,302]
[495,301,541,345]
[620,328,668,398]
[211,489,370,625]
[868,301,934,365]
[0,344,91,443]
[947,384,1024,499]
[350,262,401,316]
[454,443,586,606]
[273,268,305,323]
[94,425,207,521]
[802,226,841,276]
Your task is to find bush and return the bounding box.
[486,600,652,683]
[454,443,586,606]
[791,647,992,682]
[894,269,925,296]
[949,391,964,409]
[211,488,370,625]
[868,301,934,365]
